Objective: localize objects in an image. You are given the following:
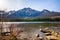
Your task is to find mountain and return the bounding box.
[0,10,9,18]
[39,9,60,18]
[8,10,16,15]
[0,8,60,19]
[7,8,41,19]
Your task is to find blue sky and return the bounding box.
[0,0,60,12]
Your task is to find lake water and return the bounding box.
[0,22,60,24]
[0,22,60,39]
[14,22,60,39]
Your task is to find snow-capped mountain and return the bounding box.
[0,8,60,19]
[7,8,41,19]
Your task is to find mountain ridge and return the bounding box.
[0,8,60,19]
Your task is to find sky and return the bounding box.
[0,0,60,12]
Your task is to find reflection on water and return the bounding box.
[0,22,60,24]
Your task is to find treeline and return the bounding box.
[5,18,60,22]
